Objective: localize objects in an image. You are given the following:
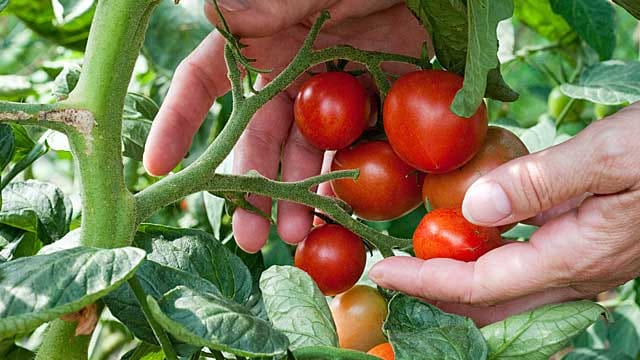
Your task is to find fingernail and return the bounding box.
[214,0,250,11]
[462,181,512,224]
[368,264,385,284]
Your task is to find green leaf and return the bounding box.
[0,180,72,243]
[144,0,212,71]
[549,0,616,60]
[51,63,81,100]
[0,75,34,100]
[519,115,556,153]
[135,224,252,304]
[293,346,380,360]
[608,304,640,357]
[0,246,146,338]
[0,0,8,12]
[5,0,93,50]
[122,93,158,161]
[203,192,225,240]
[260,266,338,350]
[0,124,14,171]
[1,132,49,189]
[104,260,219,354]
[384,295,488,360]
[561,61,640,105]
[481,301,606,360]
[614,0,640,20]
[514,0,573,40]
[148,286,289,357]
[405,0,518,108]
[563,348,633,360]
[451,0,514,117]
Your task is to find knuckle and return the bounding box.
[176,59,218,101]
[514,160,555,213]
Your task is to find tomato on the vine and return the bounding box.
[368,342,395,360]
[422,126,528,210]
[294,224,366,296]
[594,103,625,120]
[413,208,502,262]
[331,141,423,221]
[294,72,370,150]
[548,87,584,123]
[383,70,488,174]
[330,285,388,352]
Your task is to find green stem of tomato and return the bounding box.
[135,10,418,256]
[555,97,577,127]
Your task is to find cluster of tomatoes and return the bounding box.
[291,69,529,358]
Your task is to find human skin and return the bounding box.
[143,0,640,325]
[370,104,640,325]
[143,0,426,253]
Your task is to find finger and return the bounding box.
[232,76,293,253]
[369,213,585,305]
[144,32,229,176]
[524,193,590,226]
[462,116,640,227]
[277,125,324,244]
[432,287,582,327]
[205,0,334,37]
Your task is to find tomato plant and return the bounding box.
[0,0,637,359]
[330,141,423,221]
[294,224,366,296]
[294,72,370,150]
[548,86,585,123]
[413,208,502,262]
[367,342,395,360]
[330,285,388,352]
[383,70,488,174]
[422,126,528,211]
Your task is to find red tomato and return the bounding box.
[413,208,502,262]
[422,126,529,210]
[294,72,370,150]
[330,285,388,352]
[383,70,488,173]
[294,224,366,296]
[368,342,395,360]
[331,141,423,221]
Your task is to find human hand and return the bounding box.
[143,0,427,253]
[369,103,640,325]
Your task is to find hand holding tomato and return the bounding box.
[370,103,640,325]
[143,0,428,253]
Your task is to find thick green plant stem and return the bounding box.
[65,0,160,249]
[35,320,91,360]
[38,0,160,358]
[0,102,69,131]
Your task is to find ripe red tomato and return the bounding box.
[330,285,388,352]
[383,70,488,173]
[422,126,529,210]
[413,208,502,262]
[368,342,395,360]
[294,72,370,150]
[294,224,366,296]
[331,141,423,221]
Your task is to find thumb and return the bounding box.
[461,118,640,226]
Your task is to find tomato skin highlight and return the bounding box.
[422,126,529,210]
[294,224,366,296]
[367,342,395,360]
[383,70,488,174]
[331,141,423,221]
[330,285,388,352]
[294,72,370,150]
[413,208,502,262]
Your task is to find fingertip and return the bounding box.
[277,202,313,244]
[232,209,271,253]
[369,256,423,286]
